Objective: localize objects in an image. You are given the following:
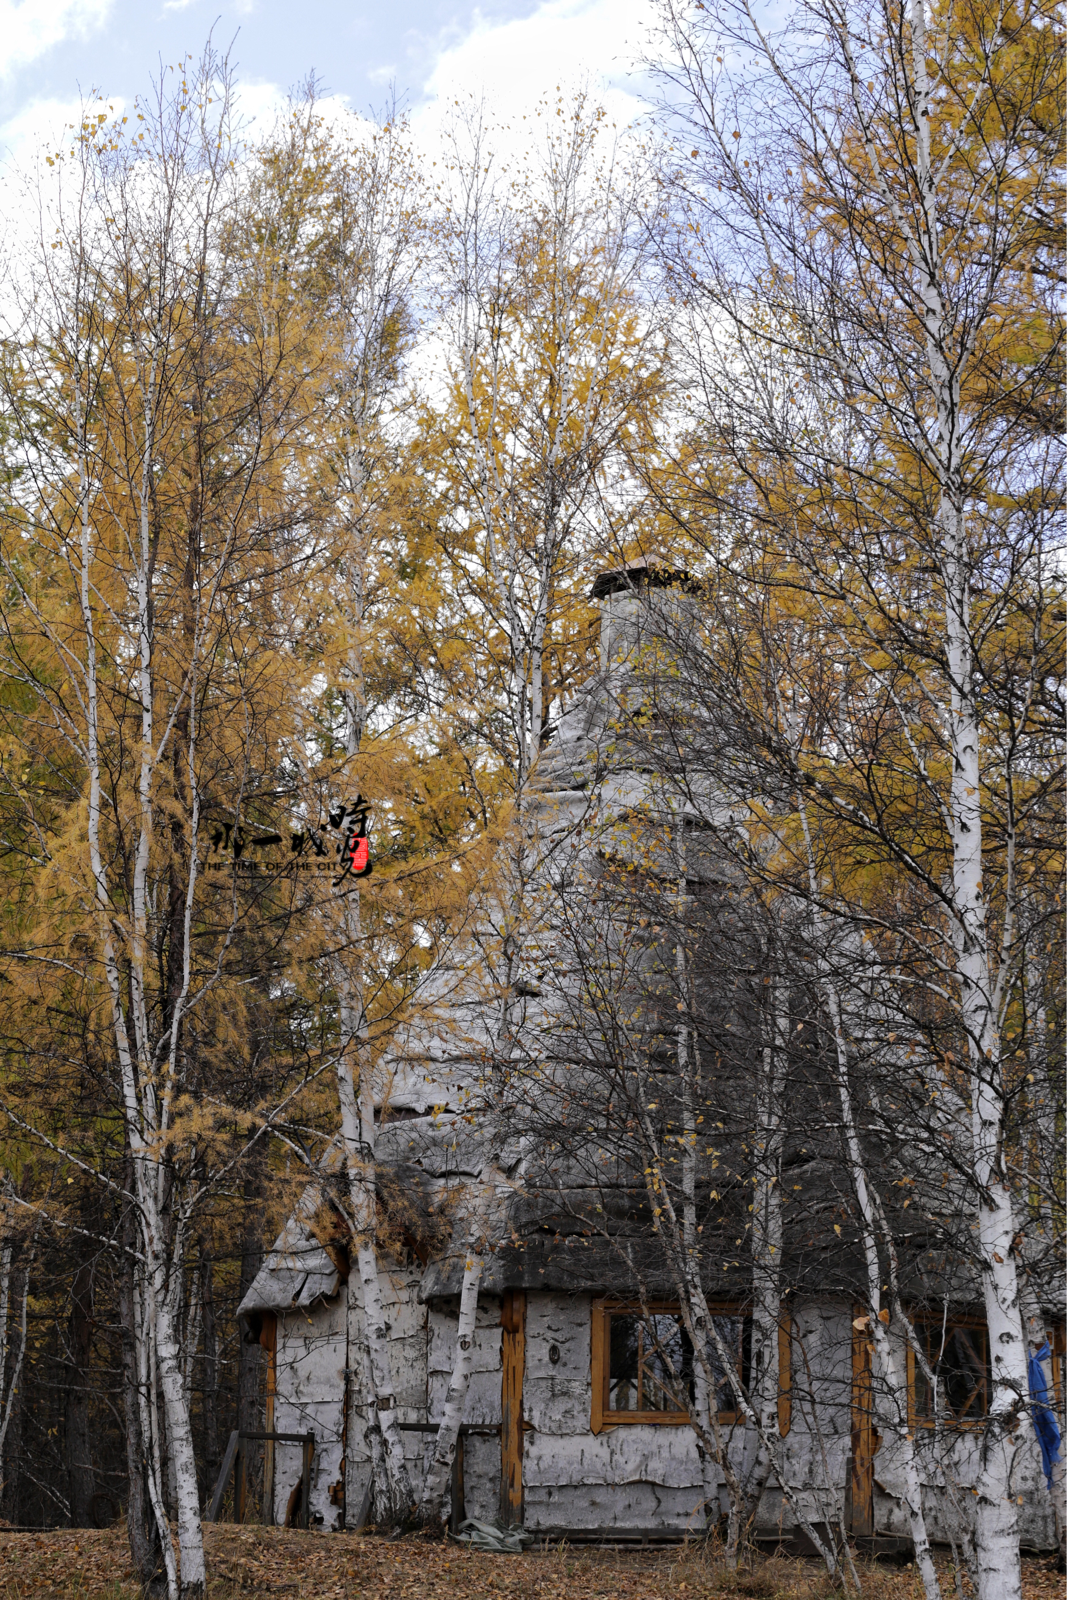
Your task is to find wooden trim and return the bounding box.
[1049,1322,1065,1411]
[300,1437,313,1531]
[850,1307,874,1538]
[590,1296,606,1435]
[777,1314,792,1438]
[906,1335,916,1431]
[260,1313,277,1526]
[500,1290,526,1527]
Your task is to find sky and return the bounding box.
[0,0,659,163]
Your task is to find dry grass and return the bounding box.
[0,1526,1060,1599]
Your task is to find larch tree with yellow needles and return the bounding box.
[252,96,507,1530]
[0,54,343,1597]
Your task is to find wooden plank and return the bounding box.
[500,1289,526,1527]
[589,1297,605,1435]
[260,1314,277,1526]
[300,1436,313,1530]
[777,1314,792,1437]
[207,1430,240,1524]
[850,1308,873,1537]
[1053,1319,1065,1409]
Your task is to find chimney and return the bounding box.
[589,559,696,671]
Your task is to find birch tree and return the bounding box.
[255,100,505,1529]
[0,1200,34,1506]
[0,55,336,1594]
[644,1,1064,1591]
[280,101,428,1529]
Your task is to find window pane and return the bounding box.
[608,1313,641,1411]
[917,1321,989,1421]
[942,1326,988,1419]
[607,1312,687,1413]
[704,1315,746,1414]
[642,1314,688,1412]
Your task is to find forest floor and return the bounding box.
[0,1526,1062,1600]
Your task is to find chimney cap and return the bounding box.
[590,559,697,601]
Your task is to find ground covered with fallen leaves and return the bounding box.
[0,1527,1061,1599]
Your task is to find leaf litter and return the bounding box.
[0,1527,1061,1599]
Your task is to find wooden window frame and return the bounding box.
[1048,1322,1065,1412]
[906,1312,990,1431]
[590,1298,751,1434]
[906,1317,1067,1433]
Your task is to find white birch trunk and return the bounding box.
[659,836,843,1571]
[796,788,941,1600]
[74,372,203,1596]
[153,1272,204,1591]
[417,1238,485,1523]
[672,852,724,1535]
[130,378,203,1598]
[826,986,942,1600]
[332,794,414,1519]
[335,960,415,1522]
[944,487,1028,1596]
[744,977,785,1530]
[656,2,1040,1587]
[0,1244,29,1479]
[345,1273,389,1526]
[132,1258,179,1598]
[0,1242,10,1427]
[331,487,416,1521]
[643,892,849,1587]
[674,1232,849,1583]
[1024,945,1055,1226]
[908,5,1029,1585]
[183,1268,203,1397]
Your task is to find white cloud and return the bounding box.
[416,0,655,135]
[0,89,119,167]
[232,80,361,138]
[0,0,113,78]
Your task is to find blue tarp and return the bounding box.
[1028,1340,1061,1491]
